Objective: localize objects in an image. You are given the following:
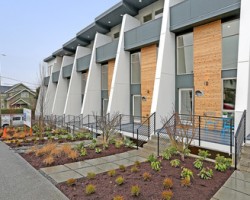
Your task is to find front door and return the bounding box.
[179,89,193,115]
[133,95,141,123]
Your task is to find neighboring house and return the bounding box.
[0,83,36,110]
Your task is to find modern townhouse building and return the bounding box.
[36,0,250,159]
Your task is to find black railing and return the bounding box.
[136,112,156,149]
[235,110,246,169]
[157,113,235,156]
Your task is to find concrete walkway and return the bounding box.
[40,149,148,183]
[0,141,68,200]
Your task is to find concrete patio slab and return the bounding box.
[65,161,91,170]
[101,154,124,162]
[96,162,119,171]
[213,186,250,200]
[84,157,107,165]
[40,165,70,175]
[113,159,135,167]
[75,166,104,176]
[127,150,140,156]
[49,170,82,183]
[126,156,147,163]
[117,151,135,158]
[223,177,250,195]
[231,170,250,183]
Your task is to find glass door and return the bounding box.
[133,95,141,123]
[179,89,193,115]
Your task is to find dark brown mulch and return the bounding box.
[20,144,133,169]
[57,156,233,200]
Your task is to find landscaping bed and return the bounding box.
[57,155,233,200]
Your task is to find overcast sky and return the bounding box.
[0,0,120,90]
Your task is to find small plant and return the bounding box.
[215,154,232,172]
[85,184,96,195]
[131,185,140,197]
[181,177,191,187]
[80,148,87,156]
[142,172,152,181]
[95,147,102,154]
[67,150,79,160]
[124,138,135,148]
[131,166,139,173]
[151,160,161,171]
[162,190,174,200]
[163,178,173,189]
[183,148,191,156]
[115,176,124,185]
[107,169,116,177]
[88,143,96,150]
[115,140,123,148]
[148,153,157,163]
[119,165,126,172]
[62,144,72,155]
[198,149,211,161]
[113,195,124,200]
[170,159,181,168]
[181,168,193,180]
[102,143,109,150]
[162,151,172,160]
[42,155,54,165]
[75,142,85,151]
[134,161,140,167]
[163,146,178,160]
[87,172,96,179]
[66,178,76,186]
[198,167,213,180]
[193,159,203,170]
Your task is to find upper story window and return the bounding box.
[143,13,152,23]
[222,19,240,70]
[21,91,29,98]
[131,52,141,84]
[177,32,193,75]
[155,8,163,19]
[101,64,108,90]
[114,32,120,39]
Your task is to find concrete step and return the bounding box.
[239,157,250,167]
[241,149,250,159]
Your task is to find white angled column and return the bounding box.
[81,33,112,116]
[108,14,140,115]
[44,57,62,115]
[235,0,250,135]
[151,0,176,129]
[64,46,91,116]
[52,56,74,115]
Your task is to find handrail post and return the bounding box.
[199,116,201,146]
[120,114,122,132]
[137,129,139,150]
[148,117,150,139]
[244,111,246,143]
[96,115,98,131]
[157,130,160,157]
[154,113,156,134]
[133,116,135,138]
[235,136,237,170]
[88,115,89,128]
[230,118,233,155]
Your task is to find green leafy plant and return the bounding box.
[119,165,126,172]
[163,178,173,189]
[181,168,193,180]
[107,169,116,177]
[115,140,123,148]
[124,138,135,148]
[115,176,124,185]
[134,161,140,167]
[162,190,174,200]
[83,132,92,140]
[88,143,96,150]
[147,154,157,163]
[170,159,181,168]
[193,159,203,170]
[87,172,96,179]
[131,166,139,173]
[142,172,152,181]
[95,147,102,154]
[183,148,191,157]
[131,185,140,197]
[85,184,96,195]
[181,177,191,187]
[215,154,232,172]
[162,146,178,160]
[80,148,87,156]
[198,167,213,180]
[102,143,109,150]
[198,149,211,161]
[66,178,76,186]
[151,160,161,171]
[113,195,124,200]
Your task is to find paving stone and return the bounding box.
[40,165,70,175]
[224,177,250,195]
[96,163,119,171]
[137,150,152,158]
[213,186,250,200]
[113,159,135,167]
[64,161,91,170]
[118,151,135,158]
[231,170,250,183]
[127,150,140,156]
[126,156,147,163]
[84,158,107,165]
[102,155,123,162]
[75,166,105,176]
[49,170,82,183]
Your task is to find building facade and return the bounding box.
[36,0,250,138]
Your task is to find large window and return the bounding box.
[177,32,193,75]
[179,89,193,115]
[101,64,108,90]
[222,19,239,70]
[223,79,236,113]
[131,52,141,84]
[143,13,152,23]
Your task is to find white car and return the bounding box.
[1,114,24,128]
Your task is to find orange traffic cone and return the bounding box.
[2,127,7,139]
[29,127,32,136]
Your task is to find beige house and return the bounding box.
[0,83,36,110]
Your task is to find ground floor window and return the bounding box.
[102,99,108,116]
[223,79,236,117]
[179,89,193,115]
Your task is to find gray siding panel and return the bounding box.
[77,54,91,72]
[176,74,194,89]
[62,64,73,78]
[52,71,60,83]
[101,90,109,99]
[124,17,162,51]
[131,84,141,95]
[44,76,50,86]
[170,0,241,32]
[222,69,237,78]
[96,40,119,63]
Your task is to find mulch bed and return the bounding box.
[20,144,133,169]
[57,155,233,200]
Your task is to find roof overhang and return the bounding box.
[63,37,89,52]
[43,55,56,62]
[52,48,74,57]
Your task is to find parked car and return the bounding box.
[1,114,24,128]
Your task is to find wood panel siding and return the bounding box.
[193,20,222,117]
[108,59,115,96]
[141,44,157,117]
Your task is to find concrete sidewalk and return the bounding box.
[0,141,68,200]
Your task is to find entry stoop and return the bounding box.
[141,135,170,156]
[238,144,250,171]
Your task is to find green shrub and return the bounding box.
[142,172,152,181]
[87,172,96,179]
[181,168,193,180]
[215,154,232,172]
[198,149,211,160]
[181,177,191,187]
[107,169,116,177]
[115,176,124,185]
[134,161,140,167]
[162,146,178,160]
[147,154,157,163]
[113,195,124,200]
[163,178,173,189]
[80,148,87,156]
[162,190,174,200]
[131,185,140,197]
[115,140,123,148]
[119,165,126,172]
[85,184,96,195]
[124,138,135,148]
[198,167,213,180]
[151,160,161,171]
[170,159,181,168]
[193,159,203,170]
[131,166,139,173]
[66,178,76,186]
[95,147,102,154]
